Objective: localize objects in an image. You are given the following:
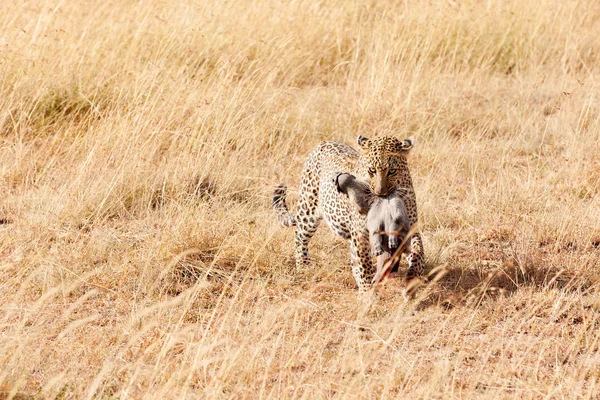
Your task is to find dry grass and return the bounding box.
[2,0,600,398]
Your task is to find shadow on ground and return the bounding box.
[397,254,600,310]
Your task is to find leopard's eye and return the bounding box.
[388,168,398,176]
[368,168,376,176]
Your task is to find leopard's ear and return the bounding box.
[404,137,415,149]
[357,135,370,150]
[391,137,414,154]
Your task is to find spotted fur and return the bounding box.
[273,135,424,290]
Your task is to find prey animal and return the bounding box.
[334,172,411,283]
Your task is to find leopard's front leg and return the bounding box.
[349,226,376,291]
[406,232,424,278]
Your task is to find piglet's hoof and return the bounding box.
[333,172,344,193]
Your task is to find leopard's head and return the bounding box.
[356,135,414,196]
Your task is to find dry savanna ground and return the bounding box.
[2,0,600,398]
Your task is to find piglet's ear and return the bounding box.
[357,135,370,150]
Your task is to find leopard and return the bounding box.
[272,135,424,291]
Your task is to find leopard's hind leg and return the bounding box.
[293,179,322,268]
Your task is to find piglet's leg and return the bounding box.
[371,233,384,257]
[388,234,399,250]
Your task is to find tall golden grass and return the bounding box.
[2,0,600,397]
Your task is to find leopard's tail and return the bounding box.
[272,184,296,227]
